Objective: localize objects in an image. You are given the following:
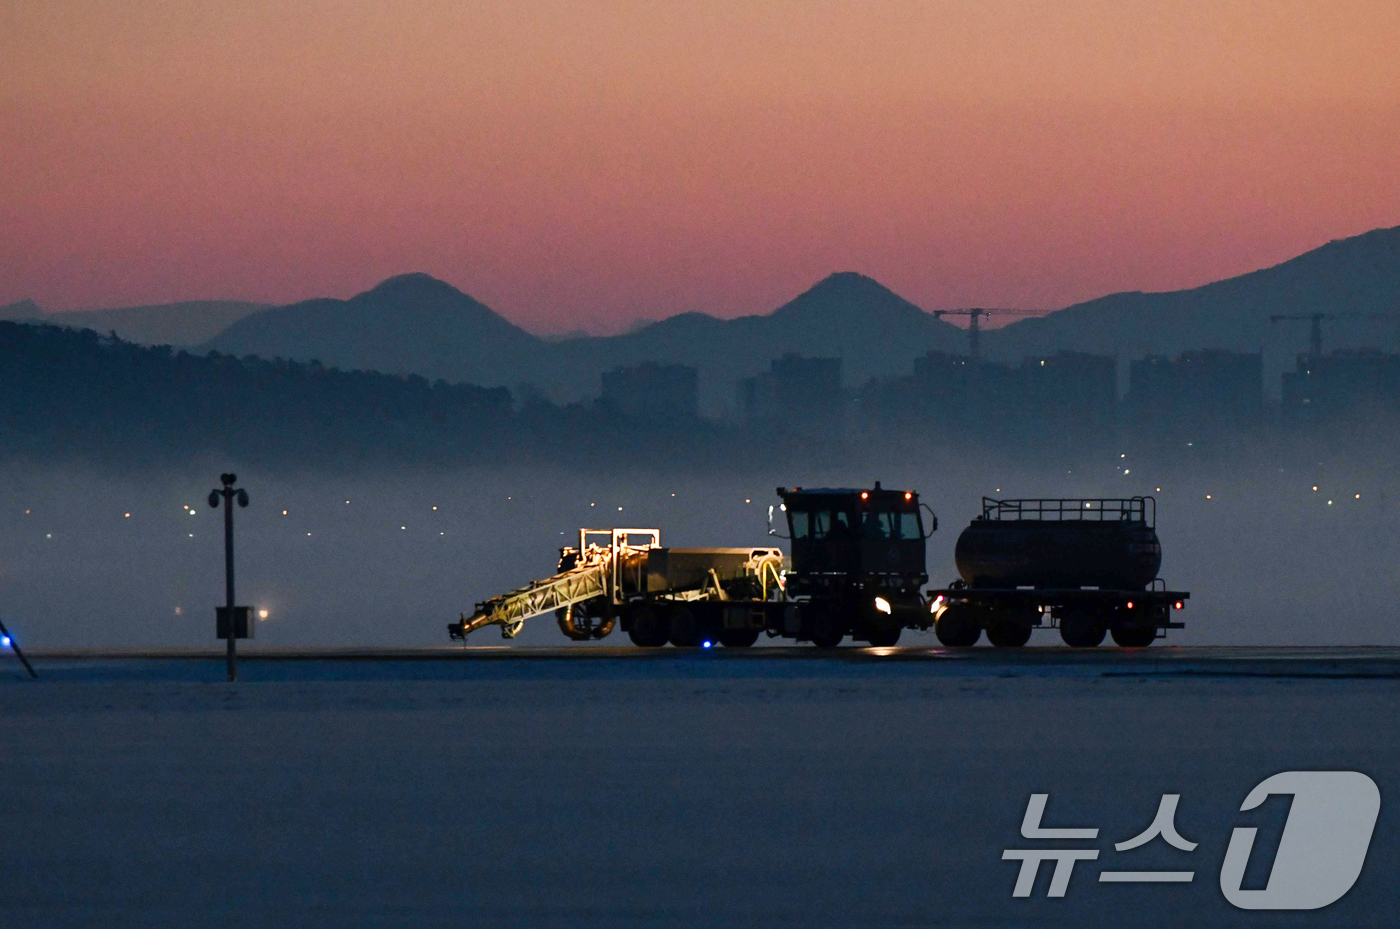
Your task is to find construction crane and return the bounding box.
[1269,312,1399,359]
[932,308,1042,361]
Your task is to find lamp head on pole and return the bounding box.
[208,490,221,508]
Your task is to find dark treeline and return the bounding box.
[0,322,854,474]
[4,320,1396,479]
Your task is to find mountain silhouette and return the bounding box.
[983,225,1400,394]
[540,272,967,410]
[205,273,546,388]
[193,225,1400,408]
[202,271,967,412]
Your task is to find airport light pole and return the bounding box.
[208,473,250,682]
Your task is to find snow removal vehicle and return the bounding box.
[447,482,936,647]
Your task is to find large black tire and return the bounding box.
[986,619,1033,648]
[627,605,668,648]
[934,606,981,647]
[718,628,760,648]
[866,626,902,647]
[668,606,702,647]
[809,609,844,649]
[1060,608,1106,648]
[1110,622,1156,648]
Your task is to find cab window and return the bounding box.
[863,510,894,538]
[805,510,854,539]
[863,510,923,539]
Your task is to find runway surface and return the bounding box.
[10,644,1400,681]
[2,645,1397,927]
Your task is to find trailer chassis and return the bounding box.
[925,582,1188,648]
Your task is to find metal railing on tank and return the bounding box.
[979,497,1155,528]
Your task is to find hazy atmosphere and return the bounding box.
[4,5,1400,927]
[4,453,1398,649]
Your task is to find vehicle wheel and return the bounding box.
[866,626,902,647]
[627,605,667,648]
[718,628,760,648]
[934,605,981,647]
[1110,622,1156,648]
[809,610,844,648]
[668,606,702,647]
[986,620,1032,648]
[1060,608,1106,648]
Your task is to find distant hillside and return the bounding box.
[0,320,511,469]
[192,224,1400,407]
[2,299,266,345]
[984,225,1400,395]
[0,320,799,472]
[205,273,545,389]
[202,271,968,412]
[540,272,968,412]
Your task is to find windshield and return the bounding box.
[862,510,922,539]
[789,509,855,539]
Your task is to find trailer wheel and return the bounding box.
[718,628,760,648]
[627,605,668,648]
[1060,608,1105,648]
[934,606,980,647]
[1110,622,1155,648]
[986,620,1032,648]
[668,606,702,648]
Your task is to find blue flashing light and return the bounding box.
[1,636,10,648]
[702,640,713,649]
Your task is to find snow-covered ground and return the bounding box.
[1,652,1396,927]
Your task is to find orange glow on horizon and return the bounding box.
[2,2,1399,332]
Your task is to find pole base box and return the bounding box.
[216,606,254,640]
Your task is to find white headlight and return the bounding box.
[874,596,891,614]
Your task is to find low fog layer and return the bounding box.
[2,448,1397,649]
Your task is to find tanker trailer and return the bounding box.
[926,497,1188,648]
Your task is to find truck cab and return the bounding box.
[774,484,934,646]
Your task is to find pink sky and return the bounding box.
[3,1,1399,333]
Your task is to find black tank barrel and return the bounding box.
[954,497,1162,591]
